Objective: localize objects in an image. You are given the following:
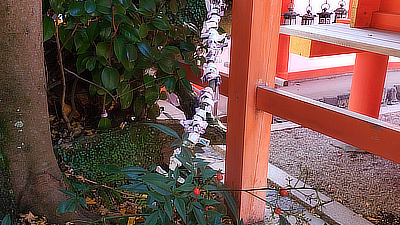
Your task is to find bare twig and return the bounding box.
[55,25,72,130]
[60,22,79,51]
[64,68,117,102]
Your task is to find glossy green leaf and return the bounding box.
[190,65,200,76]
[113,36,125,63]
[136,7,153,17]
[219,186,240,224]
[57,198,78,213]
[162,46,180,58]
[147,103,160,119]
[180,77,192,91]
[200,199,220,206]
[126,44,138,62]
[193,207,206,225]
[176,183,195,192]
[99,164,121,173]
[145,190,165,202]
[151,18,170,31]
[201,169,217,180]
[101,66,120,90]
[179,41,195,51]
[164,201,173,219]
[174,198,186,223]
[76,53,91,74]
[143,74,155,87]
[98,117,111,129]
[144,212,159,225]
[96,42,110,59]
[60,189,76,197]
[158,57,173,74]
[77,42,90,54]
[43,16,55,42]
[50,0,62,14]
[86,58,96,71]
[87,21,99,43]
[99,23,112,40]
[145,86,159,104]
[68,2,85,17]
[85,0,96,13]
[155,31,167,46]
[137,42,153,59]
[139,23,149,38]
[96,56,108,66]
[1,214,11,225]
[77,197,88,209]
[96,0,112,14]
[177,68,186,78]
[170,0,178,14]
[139,0,156,12]
[117,0,130,7]
[164,76,177,93]
[121,25,141,43]
[117,82,133,109]
[58,26,73,51]
[147,123,181,140]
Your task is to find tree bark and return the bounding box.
[0,0,74,222]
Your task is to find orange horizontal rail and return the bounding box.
[256,85,400,164]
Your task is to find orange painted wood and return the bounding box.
[256,85,400,164]
[336,18,351,24]
[351,0,381,28]
[348,52,389,118]
[225,0,281,223]
[276,34,290,79]
[180,62,229,96]
[370,11,400,32]
[379,0,400,13]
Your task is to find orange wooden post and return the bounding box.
[348,52,389,118]
[225,0,281,223]
[276,0,292,80]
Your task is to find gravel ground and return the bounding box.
[269,111,400,224]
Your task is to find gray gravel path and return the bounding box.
[269,112,400,224]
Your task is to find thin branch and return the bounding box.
[64,68,117,102]
[55,25,72,130]
[60,22,79,51]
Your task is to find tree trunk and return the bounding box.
[0,0,74,222]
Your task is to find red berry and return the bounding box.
[279,189,288,197]
[274,207,282,215]
[193,188,200,195]
[216,174,223,181]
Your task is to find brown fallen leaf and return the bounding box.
[366,216,378,221]
[85,197,96,205]
[25,211,36,223]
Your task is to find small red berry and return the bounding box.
[193,188,200,195]
[274,207,282,215]
[216,174,223,181]
[279,189,288,197]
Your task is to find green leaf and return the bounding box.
[143,74,155,87]
[121,25,141,43]
[164,202,173,219]
[96,0,112,14]
[136,7,153,17]
[126,44,138,63]
[77,197,88,209]
[179,42,195,51]
[117,82,133,109]
[85,0,96,13]
[146,190,165,202]
[175,68,185,78]
[190,65,200,76]
[87,21,99,43]
[147,123,181,140]
[57,198,78,213]
[147,103,160,119]
[86,58,96,71]
[219,186,240,224]
[170,0,178,14]
[117,0,130,7]
[99,22,112,40]
[176,183,195,192]
[162,46,180,58]
[201,169,217,180]
[98,117,111,130]
[137,42,153,59]
[99,164,121,174]
[50,0,62,14]
[200,199,220,206]
[144,212,159,225]
[139,0,156,12]
[193,207,206,225]
[113,36,125,63]
[145,86,158,104]
[77,42,90,54]
[58,26,73,51]
[174,198,186,223]
[43,16,55,42]
[164,76,177,93]
[158,57,173,74]
[140,173,170,182]
[101,67,120,90]
[155,32,167,46]
[139,24,149,38]
[1,214,11,225]
[59,189,76,197]
[68,2,85,17]
[151,18,170,31]
[180,78,192,91]
[96,42,110,59]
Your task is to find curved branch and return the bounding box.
[63,68,117,102]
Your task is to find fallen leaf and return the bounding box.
[85,197,96,205]
[25,211,36,223]
[366,217,378,221]
[366,202,370,206]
